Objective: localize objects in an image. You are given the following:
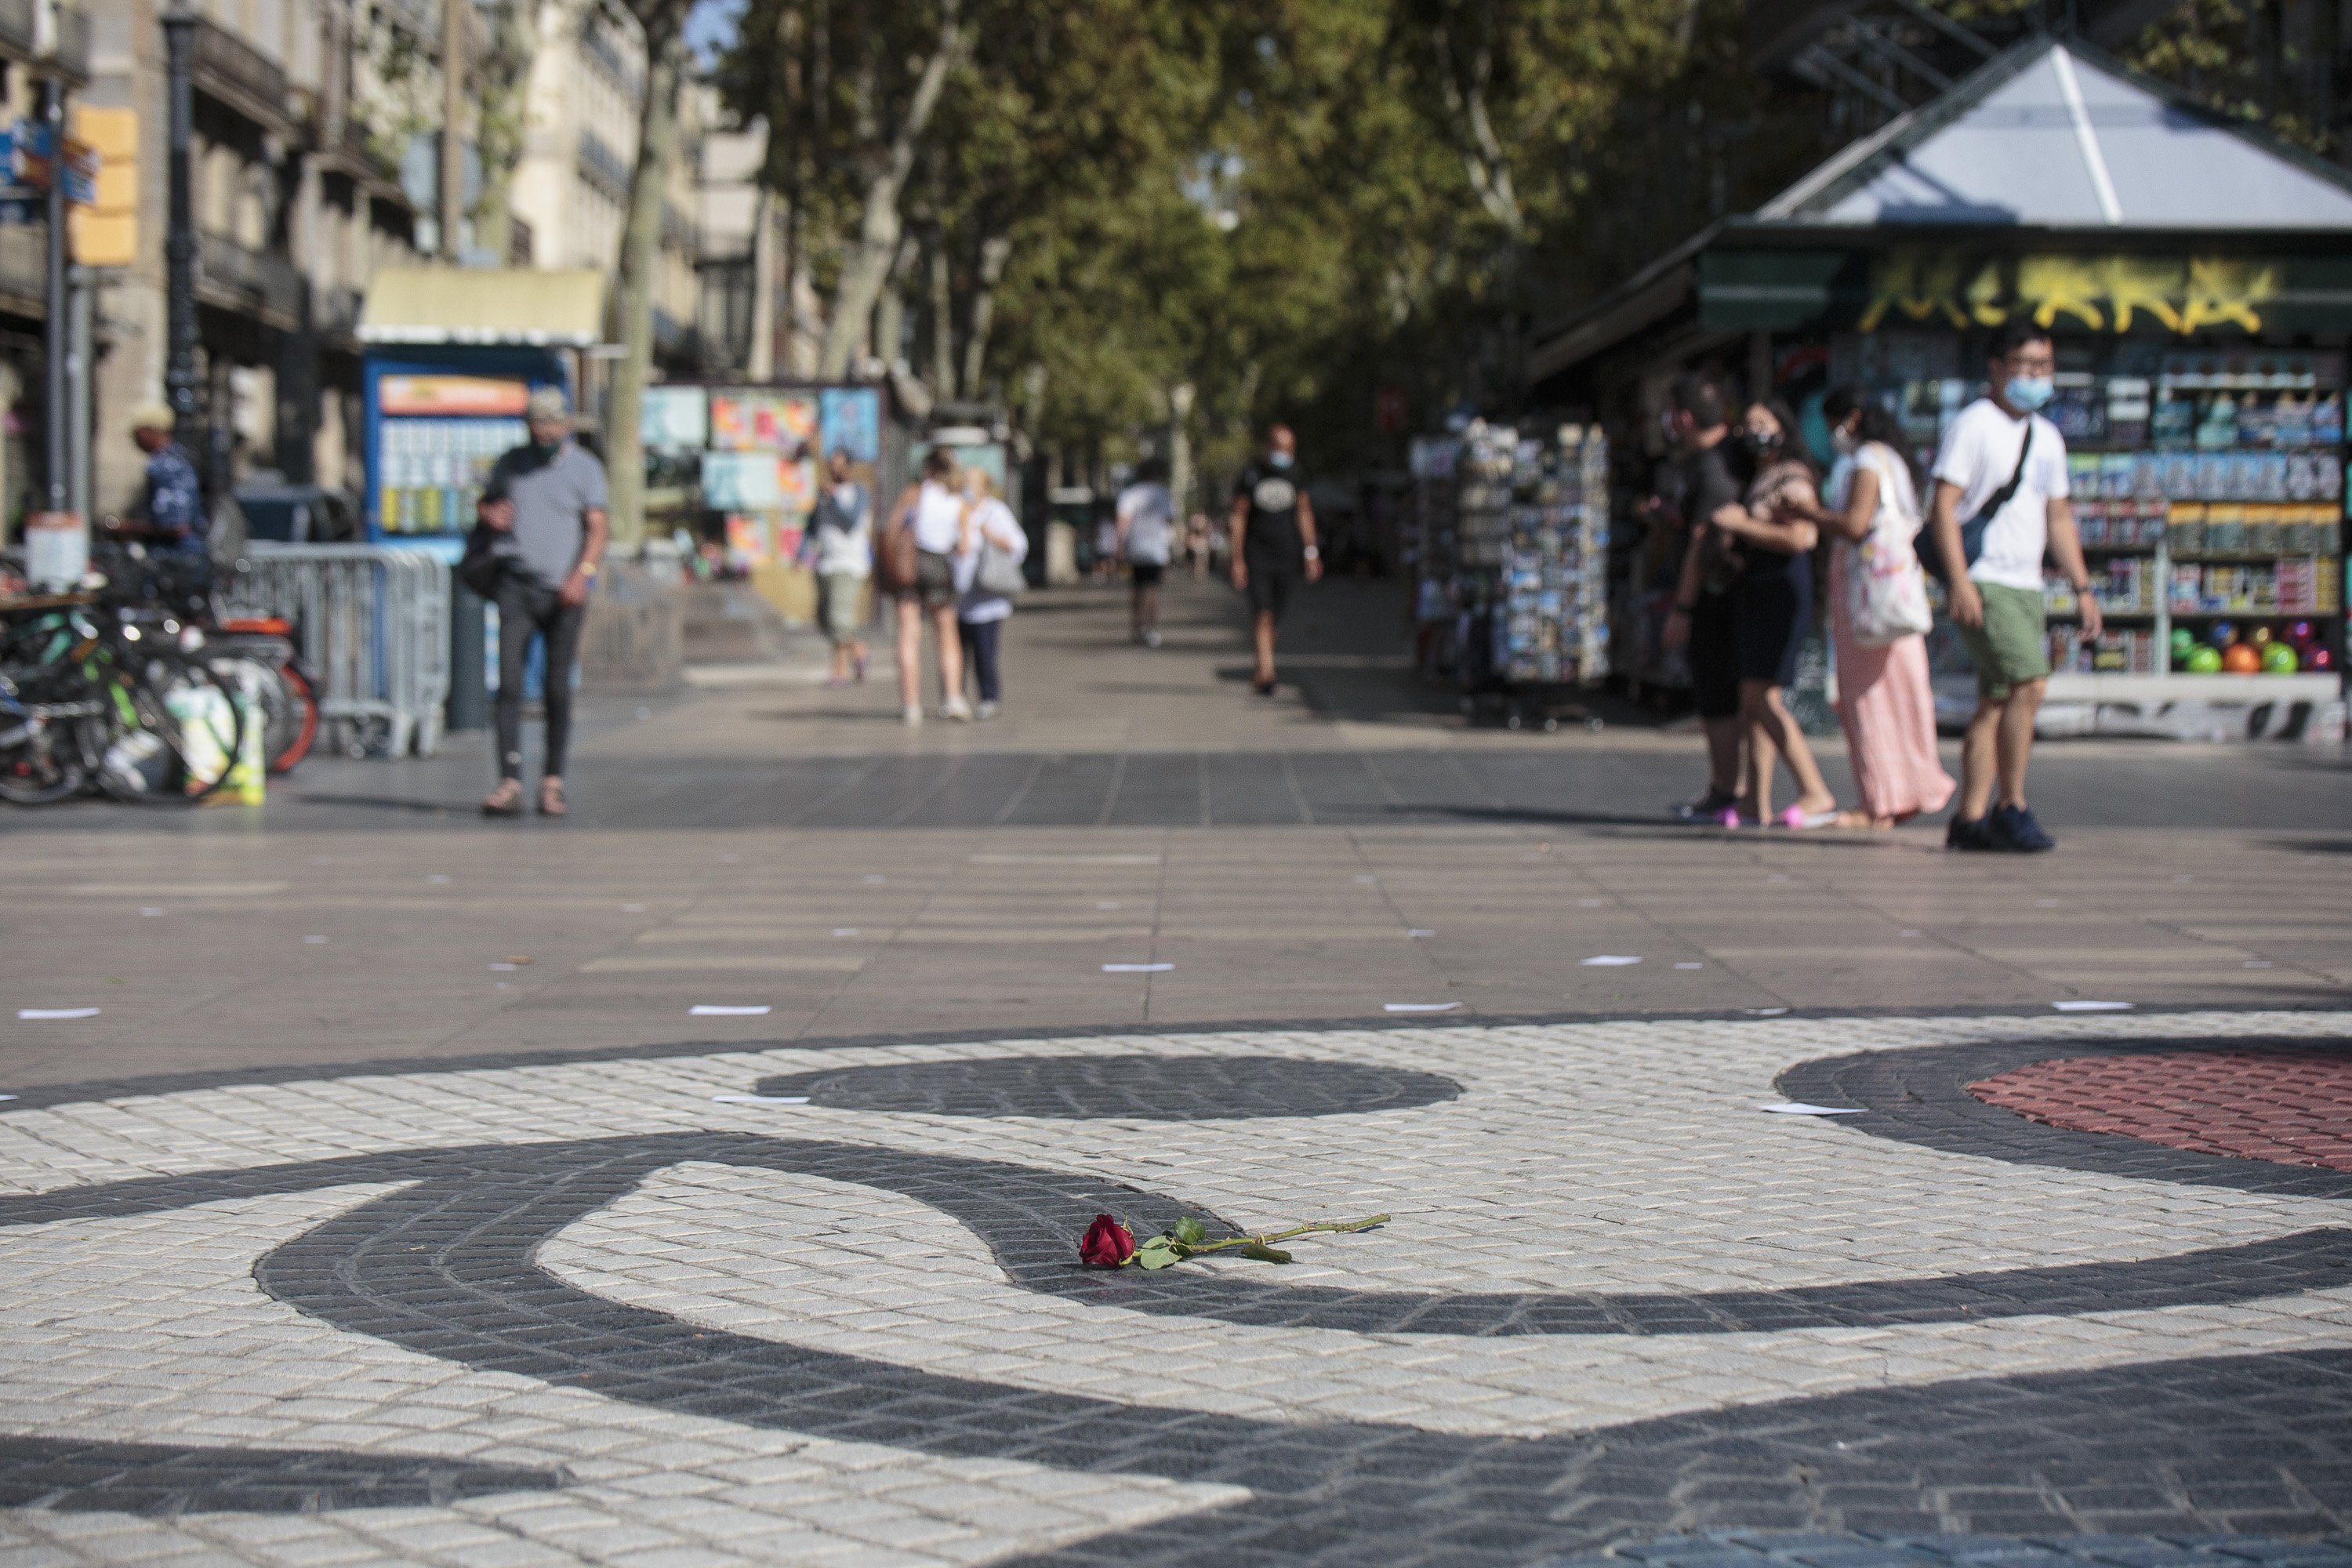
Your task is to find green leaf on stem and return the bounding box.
[1172,1216,1207,1247]
[1133,1236,1183,1270]
[1237,1242,1293,1264]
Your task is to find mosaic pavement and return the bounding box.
[5,1008,2352,1567]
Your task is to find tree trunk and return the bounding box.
[817,0,967,379]
[604,26,687,550]
[928,234,955,399]
[960,233,1011,398]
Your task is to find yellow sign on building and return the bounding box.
[67,105,136,268]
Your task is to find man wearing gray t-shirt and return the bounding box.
[477,386,608,817]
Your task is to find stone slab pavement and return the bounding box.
[5,573,2352,1566]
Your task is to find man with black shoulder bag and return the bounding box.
[1926,319,2099,853]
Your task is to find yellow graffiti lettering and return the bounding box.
[2178,258,2278,333]
[1860,251,1973,332]
[1965,260,2008,326]
[2016,256,2106,331]
[2096,257,2186,332]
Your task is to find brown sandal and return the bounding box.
[537,778,568,817]
[481,779,524,817]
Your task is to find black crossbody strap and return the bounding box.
[1968,419,2033,533]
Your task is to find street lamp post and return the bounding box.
[162,4,201,451]
[38,72,64,513]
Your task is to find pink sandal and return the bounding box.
[1777,806,1840,829]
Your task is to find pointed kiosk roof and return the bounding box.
[1755,36,2352,231]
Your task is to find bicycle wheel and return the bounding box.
[269,662,318,774]
[0,684,95,804]
[97,657,246,803]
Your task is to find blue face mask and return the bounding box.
[1267,450,1293,470]
[2003,375,2056,412]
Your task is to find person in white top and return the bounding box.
[1926,318,2100,853]
[1116,460,1175,647]
[883,448,971,724]
[800,447,873,688]
[955,470,1029,719]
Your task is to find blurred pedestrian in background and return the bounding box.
[1710,397,1840,829]
[1116,459,1174,647]
[105,404,207,557]
[803,446,873,688]
[1660,375,1745,822]
[956,470,1029,720]
[1092,505,1120,586]
[1229,423,1321,695]
[474,387,608,818]
[1808,388,1953,828]
[884,448,971,724]
[1185,512,1213,579]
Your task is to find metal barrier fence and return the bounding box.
[220,544,449,758]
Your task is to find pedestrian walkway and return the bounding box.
[5,568,2352,1568]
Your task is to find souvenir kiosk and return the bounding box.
[1528,37,2352,739]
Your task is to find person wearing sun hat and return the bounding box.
[104,402,207,556]
[475,384,608,818]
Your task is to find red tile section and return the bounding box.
[1970,1050,2352,1173]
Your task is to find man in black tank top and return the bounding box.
[1229,424,1323,695]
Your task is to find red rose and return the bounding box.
[1078,1214,1136,1268]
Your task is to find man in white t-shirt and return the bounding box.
[1116,461,1176,648]
[1926,318,2100,854]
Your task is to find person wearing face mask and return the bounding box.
[1926,318,2099,852]
[1703,397,1842,829]
[474,386,608,818]
[1229,424,1322,695]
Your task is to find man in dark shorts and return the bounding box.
[1229,424,1322,695]
[1659,373,1749,823]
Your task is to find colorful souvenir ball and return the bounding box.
[2186,644,2225,673]
[2263,642,2301,673]
[2222,642,2263,673]
[2209,620,2237,647]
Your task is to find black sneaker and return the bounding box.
[1945,815,1995,851]
[1987,802,2056,852]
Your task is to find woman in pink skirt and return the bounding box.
[1806,388,1955,828]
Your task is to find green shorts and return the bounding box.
[1955,580,2051,701]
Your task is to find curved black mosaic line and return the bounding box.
[238,1143,2352,1559]
[8,1135,2346,1338]
[5,1131,2351,1548]
[0,1434,561,1515]
[750,1054,1462,1119]
[1777,1036,2352,1202]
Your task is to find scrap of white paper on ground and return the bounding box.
[1408,928,1435,938]
[1675,962,1704,969]
[1103,963,1174,974]
[833,928,860,937]
[0,1094,14,1102]
[18,1008,98,1021]
[489,963,518,971]
[712,1094,810,1106]
[1759,1103,1865,1116]
[1385,1002,1459,1013]
[862,875,887,884]
[1581,955,1642,967]
[1750,1007,1791,1016]
[139,908,164,917]
[2053,1000,2133,1012]
[690,1004,773,1017]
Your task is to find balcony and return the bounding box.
[0,0,93,80]
[199,232,303,328]
[577,130,630,199]
[191,15,294,135]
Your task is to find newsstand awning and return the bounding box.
[1526,35,2352,391]
[358,268,608,347]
